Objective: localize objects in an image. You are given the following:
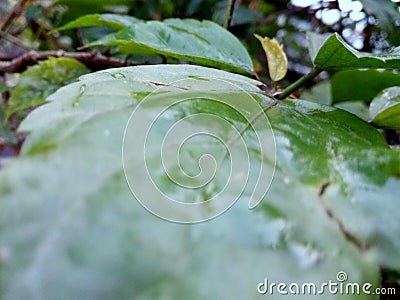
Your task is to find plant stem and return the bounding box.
[224,0,236,29]
[277,67,322,100]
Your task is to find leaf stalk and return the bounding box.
[224,0,236,29]
[277,67,322,100]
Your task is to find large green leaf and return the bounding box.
[85,18,254,75]
[51,13,142,32]
[0,65,399,299]
[331,70,400,104]
[369,86,400,129]
[301,81,370,120]
[301,81,332,105]
[272,100,400,270]
[307,32,400,70]
[334,102,370,121]
[5,57,89,121]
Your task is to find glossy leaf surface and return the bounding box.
[370,86,400,130]
[331,70,400,103]
[85,19,254,74]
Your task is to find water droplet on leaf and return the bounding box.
[72,84,86,107]
[112,73,126,79]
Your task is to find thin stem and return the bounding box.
[223,0,236,29]
[277,67,322,100]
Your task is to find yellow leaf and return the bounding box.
[254,34,288,82]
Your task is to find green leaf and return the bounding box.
[0,65,399,298]
[360,0,400,45]
[370,86,400,130]
[301,81,370,120]
[270,100,400,269]
[301,81,332,105]
[306,31,329,63]
[334,102,370,121]
[5,57,89,121]
[331,70,400,104]
[254,34,288,81]
[51,13,142,33]
[85,18,254,74]
[307,32,400,70]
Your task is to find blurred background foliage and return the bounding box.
[1,0,400,80]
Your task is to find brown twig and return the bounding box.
[0,50,145,73]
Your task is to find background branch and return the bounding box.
[0,50,144,73]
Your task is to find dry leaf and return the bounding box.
[255,34,288,81]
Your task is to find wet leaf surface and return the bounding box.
[370,87,400,130]
[85,19,254,75]
[0,65,399,299]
